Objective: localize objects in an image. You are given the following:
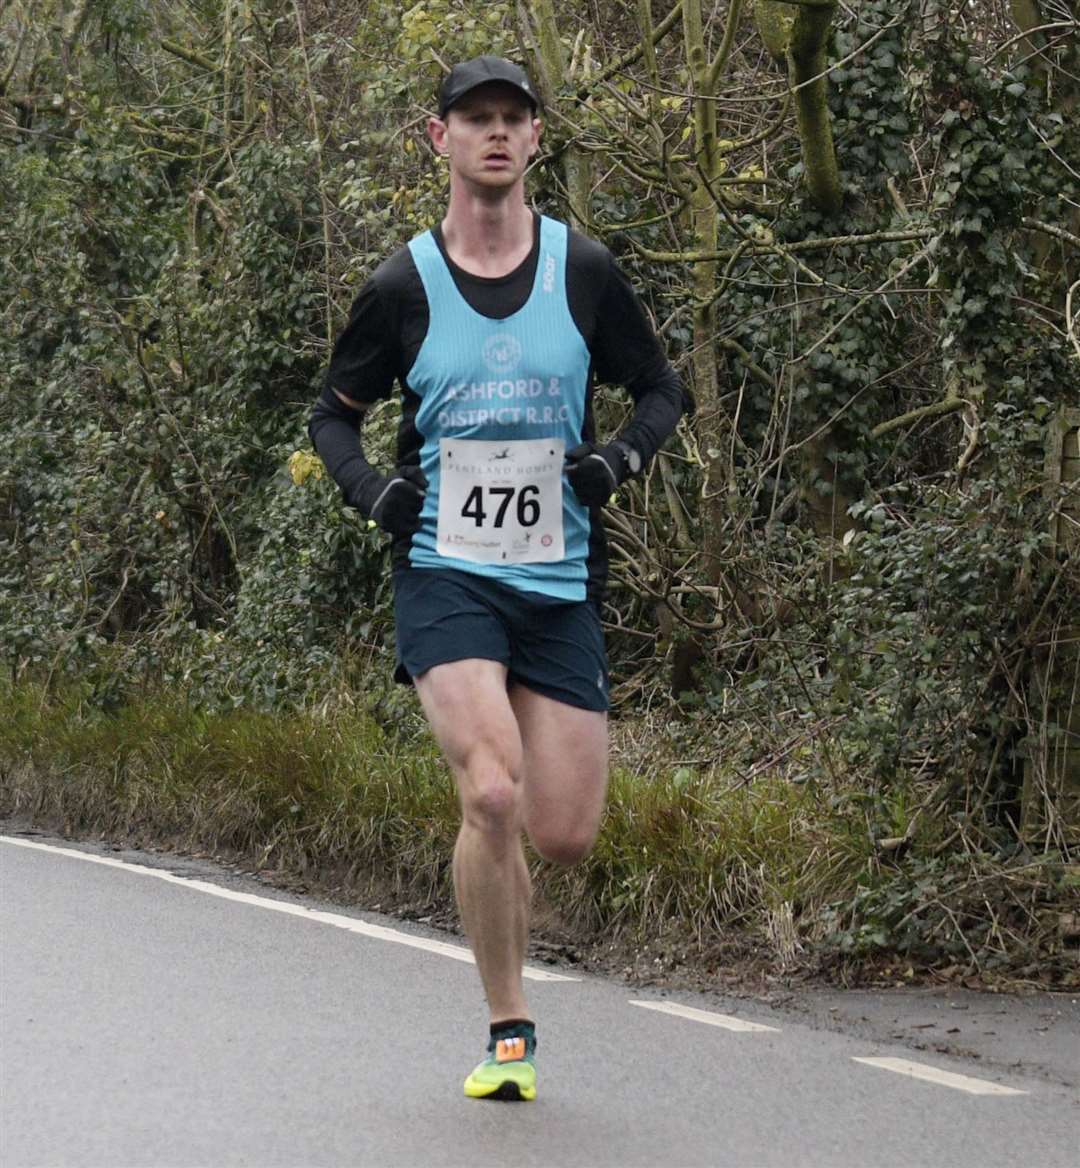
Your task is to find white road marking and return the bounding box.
[853,1057,1028,1096]
[0,836,577,983]
[629,999,780,1032]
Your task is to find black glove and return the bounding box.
[564,441,633,507]
[364,466,428,536]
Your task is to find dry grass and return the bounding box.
[2,680,1075,984]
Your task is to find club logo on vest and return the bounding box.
[482,332,522,374]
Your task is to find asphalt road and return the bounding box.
[2,830,1078,1168]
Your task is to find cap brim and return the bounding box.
[439,80,539,119]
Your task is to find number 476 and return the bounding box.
[461,484,540,528]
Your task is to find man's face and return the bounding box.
[429,83,540,192]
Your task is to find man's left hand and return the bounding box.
[565,442,628,507]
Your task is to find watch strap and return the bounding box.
[610,439,642,477]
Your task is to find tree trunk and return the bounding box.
[753,1,842,216]
[753,0,792,63]
[683,0,728,582]
[520,0,593,229]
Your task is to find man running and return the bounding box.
[309,55,688,1101]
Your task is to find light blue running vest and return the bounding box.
[405,216,591,602]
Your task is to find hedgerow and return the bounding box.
[2,0,1078,979]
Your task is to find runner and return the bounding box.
[309,55,689,1101]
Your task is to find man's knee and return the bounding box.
[460,770,521,837]
[528,825,598,866]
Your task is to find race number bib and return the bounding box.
[437,437,565,564]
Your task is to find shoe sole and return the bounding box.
[493,1080,533,1102]
[464,1076,536,1102]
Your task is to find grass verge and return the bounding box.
[2,679,1077,987]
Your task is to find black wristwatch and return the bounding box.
[611,439,643,477]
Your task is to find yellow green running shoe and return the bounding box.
[463,1025,537,1101]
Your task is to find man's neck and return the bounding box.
[439,187,534,279]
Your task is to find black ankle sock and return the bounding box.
[490,1018,535,1038]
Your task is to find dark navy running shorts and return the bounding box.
[392,568,609,712]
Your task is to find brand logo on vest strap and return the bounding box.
[542,252,556,293]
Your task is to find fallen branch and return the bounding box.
[871,395,968,439]
[161,38,219,74]
[721,337,775,389]
[629,227,934,265]
[1068,277,1080,365]
[1021,216,1080,252]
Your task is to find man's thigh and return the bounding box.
[413,660,607,858]
[509,685,608,861]
[413,658,522,787]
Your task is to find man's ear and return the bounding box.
[427,116,449,155]
[528,117,542,158]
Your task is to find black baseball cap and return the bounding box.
[437,56,540,119]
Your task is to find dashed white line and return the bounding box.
[0,836,577,983]
[853,1056,1028,1096]
[630,999,780,1032]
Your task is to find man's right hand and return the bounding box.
[367,467,428,536]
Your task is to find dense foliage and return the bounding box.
[2,0,1078,974]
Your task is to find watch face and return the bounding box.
[626,446,642,475]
